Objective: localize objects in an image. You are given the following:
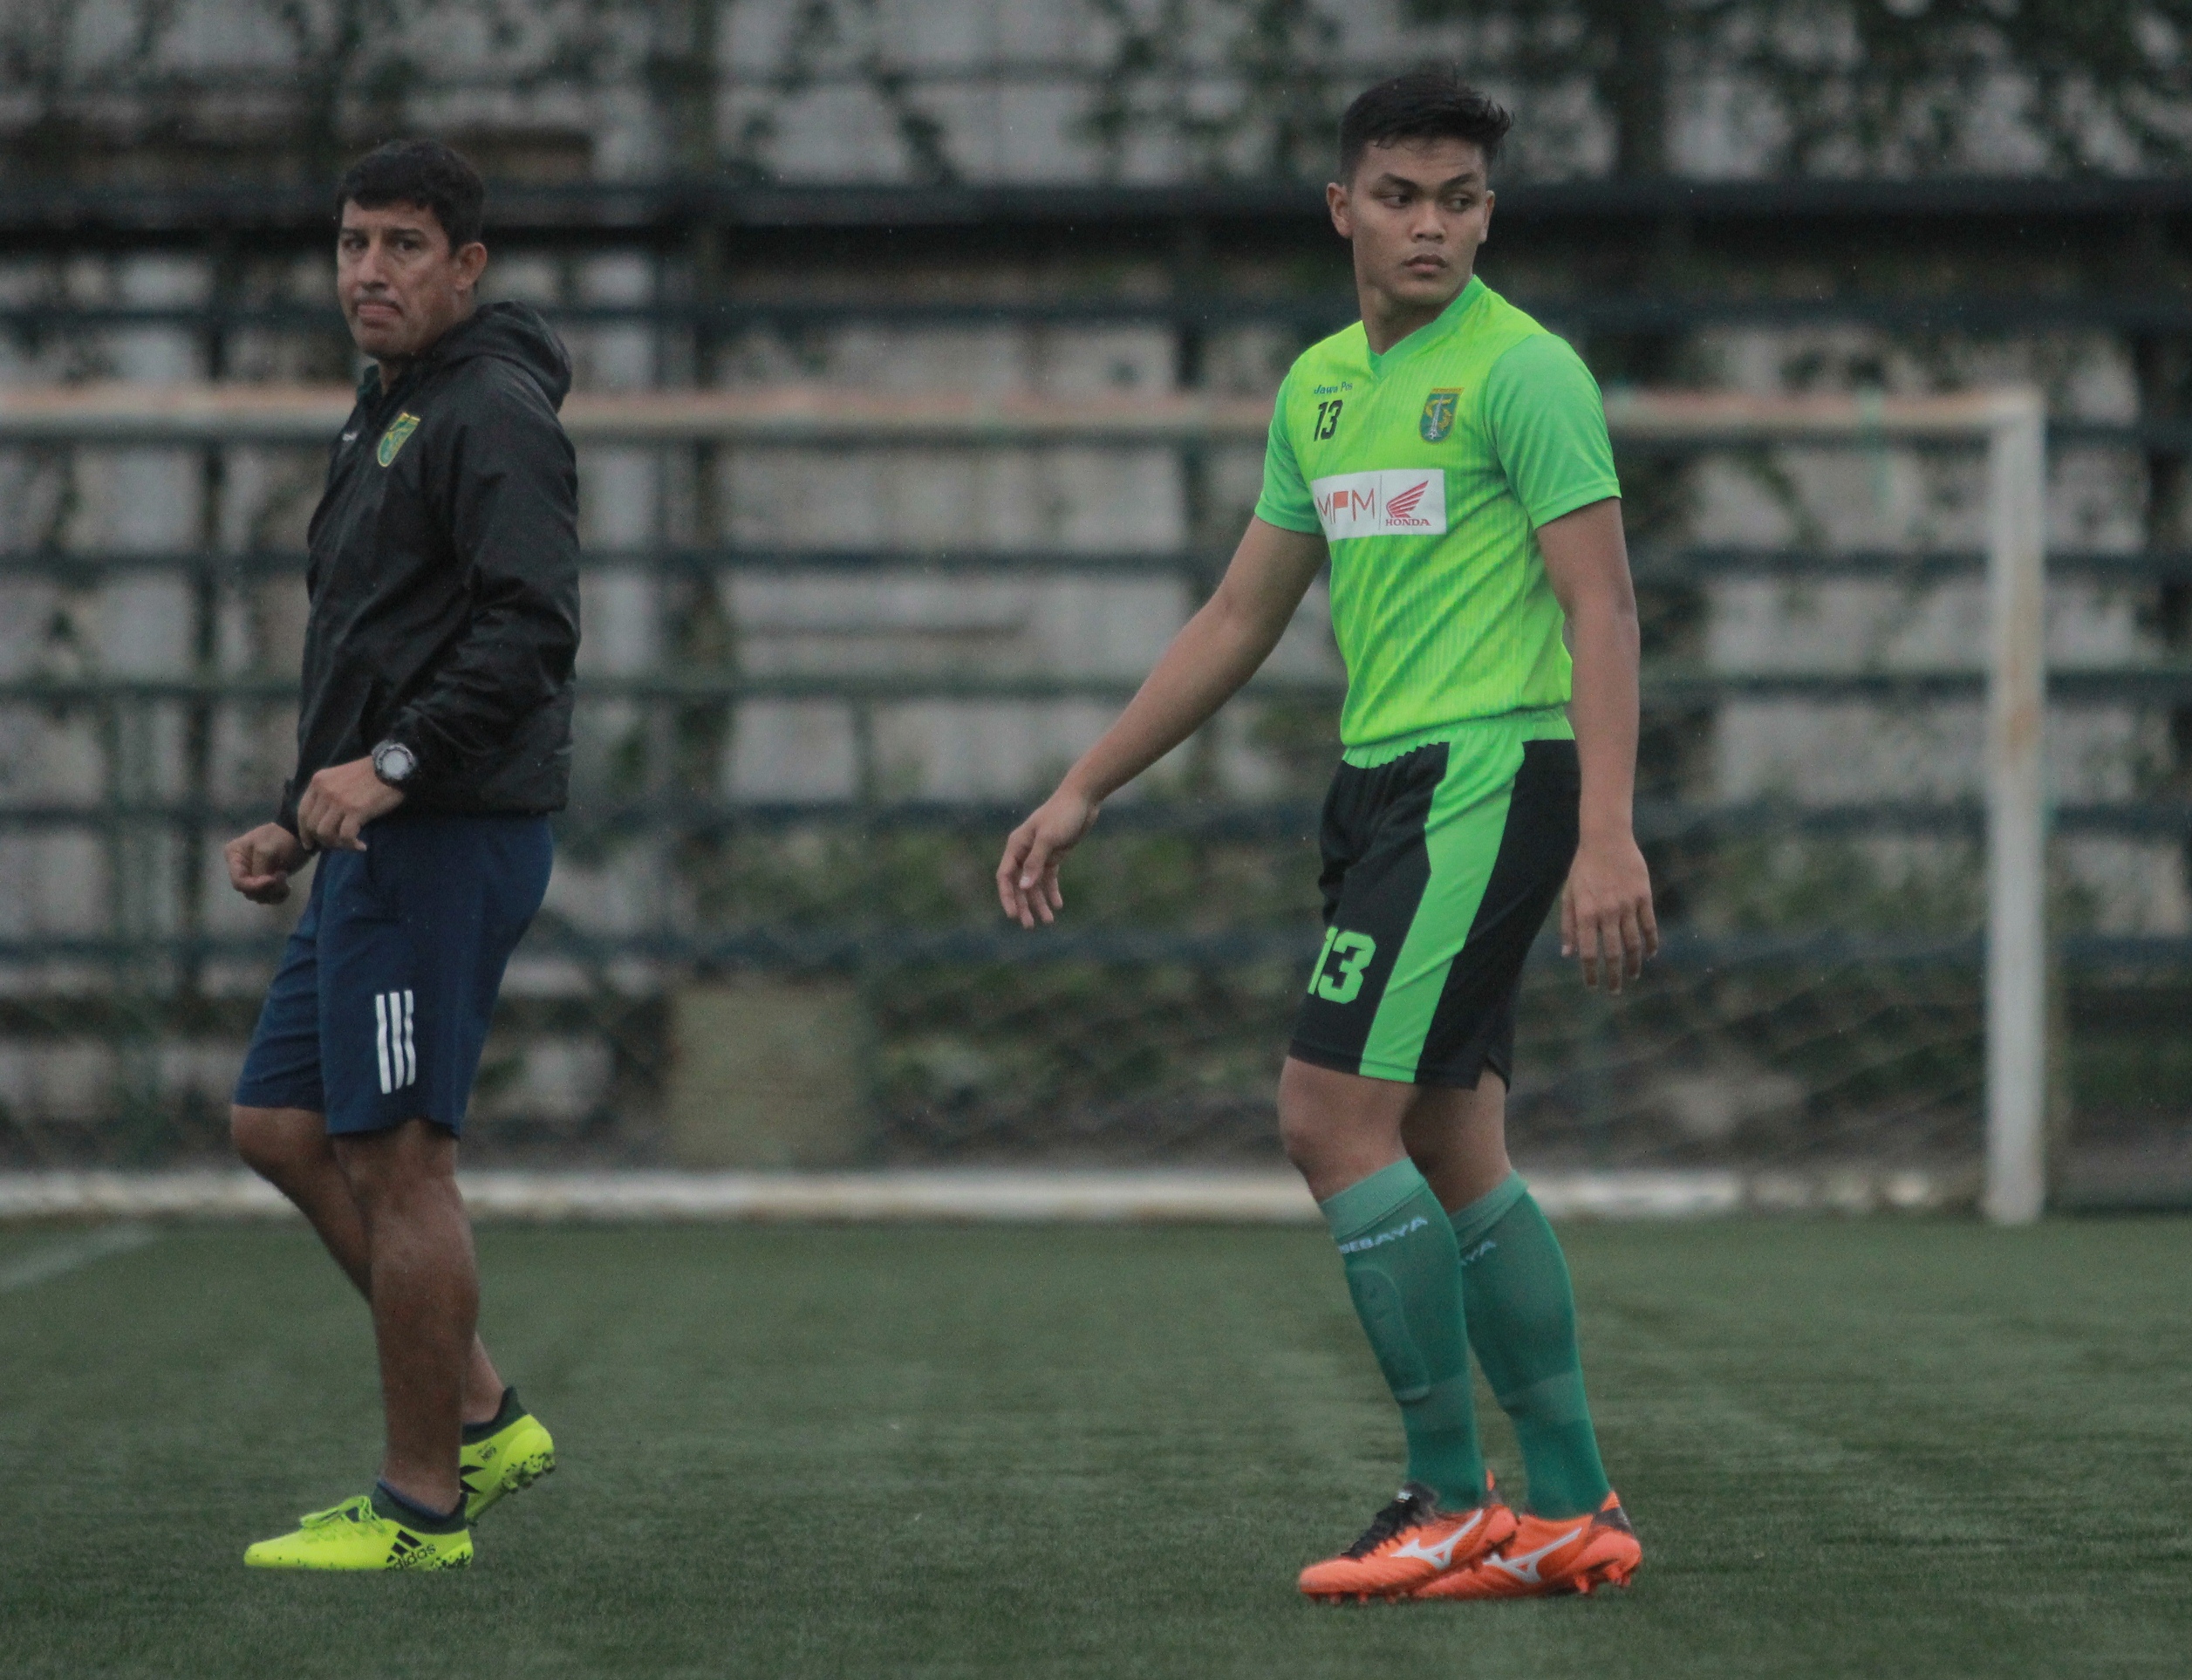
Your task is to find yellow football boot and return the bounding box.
[460,1388,557,1522]
[243,1494,472,1571]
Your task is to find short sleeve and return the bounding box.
[1483,333,1622,529]
[1253,369,1321,534]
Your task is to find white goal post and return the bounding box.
[0,382,2051,1221]
[1601,390,2050,1226]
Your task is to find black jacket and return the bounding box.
[281,301,581,832]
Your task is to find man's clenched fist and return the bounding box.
[224,823,308,905]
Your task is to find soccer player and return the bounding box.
[997,67,1652,1601]
[220,140,577,1570]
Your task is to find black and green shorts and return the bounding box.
[1290,708,1580,1089]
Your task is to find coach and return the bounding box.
[222,140,578,1571]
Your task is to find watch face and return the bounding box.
[377,743,415,783]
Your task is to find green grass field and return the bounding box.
[3,1214,2188,1678]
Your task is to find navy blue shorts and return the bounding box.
[234,814,553,1137]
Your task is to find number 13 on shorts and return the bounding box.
[1309,927,1379,1005]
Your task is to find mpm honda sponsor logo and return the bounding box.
[1310,469,1448,539]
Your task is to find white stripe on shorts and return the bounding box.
[372,989,418,1095]
[374,992,393,1095]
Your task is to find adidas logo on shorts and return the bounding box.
[375,989,417,1094]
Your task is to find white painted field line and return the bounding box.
[0,1165,1970,1223]
[0,1171,290,1221]
[0,1222,157,1293]
[454,1169,1322,1223]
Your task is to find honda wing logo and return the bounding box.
[1385,481,1430,522]
[1310,470,1447,539]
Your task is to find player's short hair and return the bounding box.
[336,140,486,253]
[1337,65,1513,183]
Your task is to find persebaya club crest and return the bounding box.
[377,412,423,468]
[1419,389,1460,443]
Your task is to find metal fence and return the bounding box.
[2,375,2189,1205]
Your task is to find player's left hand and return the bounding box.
[1561,831,1657,992]
[998,782,1101,929]
[297,756,406,853]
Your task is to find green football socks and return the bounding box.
[1448,1172,1612,1520]
[1319,1158,1486,1510]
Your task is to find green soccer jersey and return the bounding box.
[1254,277,1621,755]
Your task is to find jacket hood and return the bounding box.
[430,301,573,411]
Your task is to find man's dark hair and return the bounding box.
[1337,65,1513,183]
[336,140,487,252]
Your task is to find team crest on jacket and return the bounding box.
[377,412,423,468]
[1419,390,1460,442]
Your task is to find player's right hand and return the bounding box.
[224,823,307,905]
[998,785,1101,928]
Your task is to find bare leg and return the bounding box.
[1276,1056,1414,1200]
[1278,1055,1513,1207]
[1401,1074,1513,1212]
[232,1104,504,1423]
[331,1117,477,1514]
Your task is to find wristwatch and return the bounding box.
[371,739,419,789]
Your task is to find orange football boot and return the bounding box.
[1410,1490,1640,1600]
[1297,1478,1517,1602]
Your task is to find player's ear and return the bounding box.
[454,240,488,292]
[1327,180,1351,239]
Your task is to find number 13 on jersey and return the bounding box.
[1309,927,1377,1004]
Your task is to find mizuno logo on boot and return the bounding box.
[1488,1525,1585,1583]
[1391,1509,1485,1568]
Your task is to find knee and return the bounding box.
[231,1105,318,1182]
[1277,1103,1330,1177]
[1403,1126,1456,1186]
[1277,1057,1421,1202]
[1276,1058,1355,1177]
[334,1121,456,1211]
[1275,1062,1319,1170]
